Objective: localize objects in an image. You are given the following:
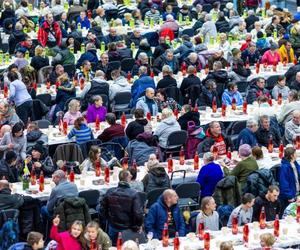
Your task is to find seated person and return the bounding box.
[0,99,20,126]
[136,88,158,116]
[125,109,152,141]
[68,117,94,144]
[26,121,48,147]
[196,196,219,231]
[86,95,107,123]
[237,118,258,148]
[221,82,243,107]
[80,146,117,172]
[63,99,82,125]
[155,88,178,112]
[282,195,300,219]
[231,48,251,81]
[157,65,177,89]
[285,110,300,144]
[153,108,181,148]
[24,232,45,250]
[196,152,223,198]
[197,79,221,108]
[177,104,200,131]
[0,151,19,183]
[252,146,272,169]
[227,193,255,227]
[259,233,276,250]
[129,167,144,192]
[0,179,24,210]
[271,75,290,100]
[246,77,270,104]
[97,113,125,142]
[26,141,55,178]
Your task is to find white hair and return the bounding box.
[166,14,174,21]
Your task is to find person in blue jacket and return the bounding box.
[76,11,91,29]
[130,66,155,107]
[76,43,99,68]
[236,118,258,148]
[221,82,243,106]
[279,146,300,212]
[145,189,185,239]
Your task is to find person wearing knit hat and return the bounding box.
[25,142,55,178]
[224,144,258,190]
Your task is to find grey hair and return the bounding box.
[246,118,258,127]
[203,152,214,162]
[162,65,172,74]
[259,115,270,124]
[138,52,148,60]
[139,66,148,75]
[53,170,66,179]
[205,14,212,21]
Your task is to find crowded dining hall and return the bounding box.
[1,0,300,249]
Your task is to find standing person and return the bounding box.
[196,196,219,231]
[145,189,185,239]
[7,71,32,125]
[279,147,300,212]
[38,12,62,47]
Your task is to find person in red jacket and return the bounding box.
[38,13,62,47]
[50,215,84,250]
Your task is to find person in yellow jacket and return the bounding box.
[278,40,295,63]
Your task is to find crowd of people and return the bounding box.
[2,0,300,249]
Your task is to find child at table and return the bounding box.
[67,117,94,144]
[24,231,45,250]
[50,215,84,250]
[259,233,276,249]
[86,95,107,124]
[83,221,112,250]
[63,99,82,125]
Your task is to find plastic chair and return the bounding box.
[36,119,51,129]
[236,81,249,95]
[181,28,194,37]
[79,190,100,219]
[226,120,247,136]
[105,9,118,21]
[175,182,200,209]
[162,130,188,159]
[270,164,281,184]
[146,187,168,209]
[164,86,180,103]
[79,139,102,158]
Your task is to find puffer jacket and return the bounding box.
[130,74,155,107]
[143,167,171,193]
[100,181,144,230]
[54,197,91,232]
[126,139,156,166]
[243,169,276,197]
[213,176,241,208]
[246,83,271,104]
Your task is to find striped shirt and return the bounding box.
[68,124,94,144]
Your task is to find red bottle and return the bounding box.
[243,224,249,243]
[146,112,151,121]
[212,145,218,159]
[127,71,132,82]
[55,81,60,90]
[104,165,110,183]
[274,214,279,237]
[116,232,122,250]
[167,154,173,173]
[277,93,282,105]
[89,240,96,250]
[39,171,44,192]
[297,205,300,222]
[174,232,180,250]
[272,62,277,72]
[203,232,210,250]
[122,156,128,169]
[194,152,199,170]
[268,98,273,107]
[221,103,226,117]
[173,108,179,119]
[95,160,101,177]
[32,82,37,91]
[80,78,85,90]
[87,10,92,19]
[179,146,185,165]
[3,84,8,98]
[63,121,68,135]
[197,219,204,240]
[268,135,273,153]
[232,214,238,235]
[231,98,237,110]
[243,99,248,114]
[259,206,266,229]
[204,64,209,74]
[279,142,284,159]
[162,223,169,247]
[121,112,126,127]
[194,103,199,113]
[294,57,298,65]
[181,62,187,76]
[255,61,260,74]
[227,147,232,160]
[30,167,36,185]
[150,70,154,78]
[95,114,100,131]
[59,119,63,132]
[212,97,217,113]
[295,135,300,150]
[283,58,287,66]
[69,167,75,182]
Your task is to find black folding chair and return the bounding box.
[162,130,188,159]
[79,190,100,219]
[175,182,200,209]
[164,86,181,103]
[111,92,132,115]
[79,139,102,158]
[270,164,281,184]
[64,64,76,78]
[121,58,135,73]
[266,75,279,90]
[236,81,249,96]
[105,9,118,21]
[226,120,247,136]
[202,3,212,12]
[181,28,194,37]
[36,94,52,107]
[146,187,168,209]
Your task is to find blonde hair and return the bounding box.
[121,240,139,250]
[260,233,275,247]
[57,73,69,83]
[161,108,173,119]
[220,241,234,250]
[68,99,80,113]
[35,46,44,56]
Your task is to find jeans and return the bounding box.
[16,100,33,125]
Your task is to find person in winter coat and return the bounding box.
[177,104,200,131]
[153,49,179,75]
[180,66,202,101]
[145,189,185,239]
[76,11,90,29]
[0,100,20,126]
[174,35,194,62]
[8,23,26,55]
[221,82,243,107]
[197,79,221,108]
[285,110,300,144]
[136,88,159,116]
[109,69,131,101]
[198,121,232,156]
[153,108,181,148]
[279,147,300,210]
[272,76,290,100]
[241,42,261,66]
[0,151,19,183]
[126,133,157,166]
[126,109,152,141]
[38,13,62,47]
[86,95,107,123]
[135,39,153,59]
[100,170,144,244]
[26,121,48,147]
[76,43,98,68]
[0,179,23,211]
[231,48,251,81]
[131,53,151,77]
[196,152,223,198]
[30,46,49,72]
[278,90,300,126]
[246,77,271,104]
[130,66,155,107]
[160,15,179,32]
[126,29,142,47]
[157,65,177,89]
[50,216,84,250]
[153,37,170,60]
[237,118,258,148]
[98,113,125,142]
[198,13,217,44]
[51,45,75,67]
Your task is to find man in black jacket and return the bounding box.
[252,185,281,221]
[290,72,300,92]
[0,151,19,183]
[100,170,144,244]
[156,65,177,89]
[0,180,24,210]
[153,49,179,75]
[178,104,200,131]
[180,66,202,103]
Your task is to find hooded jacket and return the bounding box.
[37,20,62,47]
[246,83,271,104]
[221,89,243,106]
[8,30,26,54]
[0,188,24,210]
[232,57,251,78]
[126,119,150,141]
[131,74,156,107]
[109,76,131,101]
[30,55,50,71]
[142,166,170,193]
[255,126,281,148]
[174,41,194,61]
[0,159,19,183]
[153,116,181,148]
[76,49,98,68]
[136,43,153,59]
[177,111,200,131]
[145,195,185,239]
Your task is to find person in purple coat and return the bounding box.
[196,152,223,198]
[86,95,107,123]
